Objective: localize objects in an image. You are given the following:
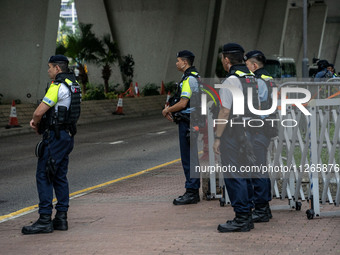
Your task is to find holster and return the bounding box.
[35,140,45,158]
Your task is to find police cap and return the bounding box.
[222,43,244,54]
[244,50,266,63]
[177,50,195,59]
[48,55,69,64]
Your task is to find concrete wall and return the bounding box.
[1,0,340,103]
[0,0,60,104]
[320,21,340,67]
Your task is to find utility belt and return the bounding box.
[173,112,190,124]
[49,123,77,138]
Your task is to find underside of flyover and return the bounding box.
[0,0,339,103]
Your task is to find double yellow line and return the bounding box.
[0,158,181,223]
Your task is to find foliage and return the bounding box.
[57,18,72,42]
[164,81,177,94]
[0,93,3,105]
[120,54,135,90]
[105,92,118,100]
[96,34,119,93]
[83,83,105,100]
[57,23,102,94]
[83,83,120,100]
[142,83,160,96]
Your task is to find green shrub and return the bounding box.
[0,93,3,105]
[164,81,177,94]
[83,84,106,100]
[105,92,118,100]
[142,83,160,96]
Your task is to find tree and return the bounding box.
[96,34,119,93]
[57,23,102,94]
[120,54,135,91]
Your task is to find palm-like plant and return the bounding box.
[96,34,119,93]
[60,23,102,94]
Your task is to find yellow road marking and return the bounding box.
[0,158,181,223]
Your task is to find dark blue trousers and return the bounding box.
[178,121,200,190]
[220,133,253,213]
[248,132,271,204]
[36,130,74,215]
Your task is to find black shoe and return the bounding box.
[252,203,271,223]
[53,211,68,231]
[218,212,251,232]
[173,190,200,205]
[22,214,53,235]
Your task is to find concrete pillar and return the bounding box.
[0,0,60,104]
[256,0,289,57]
[282,6,303,67]
[217,0,266,53]
[320,21,340,68]
[296,2,327,74]
[75,0,123,88]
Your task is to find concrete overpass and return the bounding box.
[1,0,339,103]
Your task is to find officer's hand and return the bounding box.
[213,139,220,155]
[165,112,173,122]
[30,119,37,130]
[30,119,40,134]
[162,107,169,117]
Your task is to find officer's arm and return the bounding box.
[32,102,50,126]
[213,106,230,155]
[164,97,189,114]
[215,106,230,137]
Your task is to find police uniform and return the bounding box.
[170,50,201,205]
[315,60,333,80]
[22,55,81,235]
[216,43,260,232]
[244,50,274,222]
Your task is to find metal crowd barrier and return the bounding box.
[205,80,340,219]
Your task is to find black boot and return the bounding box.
[248,211,254,229]
[252,203,271,223]
[53,211,68,231]
[22,214,53,235]
[218,212,251,232]
[173,189,200,205]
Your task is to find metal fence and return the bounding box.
[206,80,340,219]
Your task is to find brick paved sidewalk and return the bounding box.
[0,163,339,255]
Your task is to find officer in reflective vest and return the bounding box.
[213,43,260,232]
[162,50,200,205]
[244,50,274,223]
[22,55,81,235]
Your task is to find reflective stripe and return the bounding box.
[235,70,254,77]
[43,83,61,107]
[64,78,73,85]
[260,74,273,81]
[180,77,192,99]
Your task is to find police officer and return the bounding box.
[213,43,259,232]
[22,55,81,234]
[327,63,338,77]
[244,50,274,223]
[162,50,200,205]
[315,59,333,80]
